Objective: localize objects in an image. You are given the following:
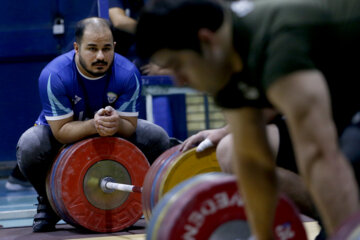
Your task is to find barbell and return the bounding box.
[45,136,310,239]
[46,137,148,232]
[46,136,220,232]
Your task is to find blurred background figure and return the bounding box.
[109,0,172,75]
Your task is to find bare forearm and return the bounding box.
[53,119,97,144]
[109,8,137,34]
[116,118,136,138]
[290,111,359,232]
[225,108,278,239]
[292,107,359,231]
[268,70,360,233]
[235,155,277,240]
[113,20,136,34]
[220,124,230,134]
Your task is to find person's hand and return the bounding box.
[94,106,121,136]
[140,62,174,76]
[140,62,161,76]
[180,127,229,152]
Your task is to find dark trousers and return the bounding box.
[17,119,170,198]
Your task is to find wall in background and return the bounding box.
[0,0,193,168]
[0,0,98,163]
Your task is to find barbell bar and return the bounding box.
[100,177,143,193]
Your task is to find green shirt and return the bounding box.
[215,0,360,132]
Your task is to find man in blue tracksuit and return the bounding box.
[17,17,170,232]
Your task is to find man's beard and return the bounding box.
[79,55,109,77]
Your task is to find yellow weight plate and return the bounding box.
[158,147,221,199]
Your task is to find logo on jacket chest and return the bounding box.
[107,92,118,104]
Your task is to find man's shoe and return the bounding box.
[5,165,34,191]
[33,196,60,232]
[5,175,33,191]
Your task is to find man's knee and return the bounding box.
[132,119,170,163]
[136,119,170,146]
[216,134,234,173]
[17,125,58,172]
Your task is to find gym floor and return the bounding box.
[0,178,145,240]
[0,177,321,240]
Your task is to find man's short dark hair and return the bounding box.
[136,0,224,60]
[75,17,113,44]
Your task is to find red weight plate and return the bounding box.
[149,173,307,240]
[46,147,68,222]
[275,196,308,240]
[52,140,100,227]
[329,211,360,240]
[146,173,224,239]
[142,144,181,221]
[47,141,85,226]
[53,140,93,227]
[47,137,149,232]
[48,140,113,228]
